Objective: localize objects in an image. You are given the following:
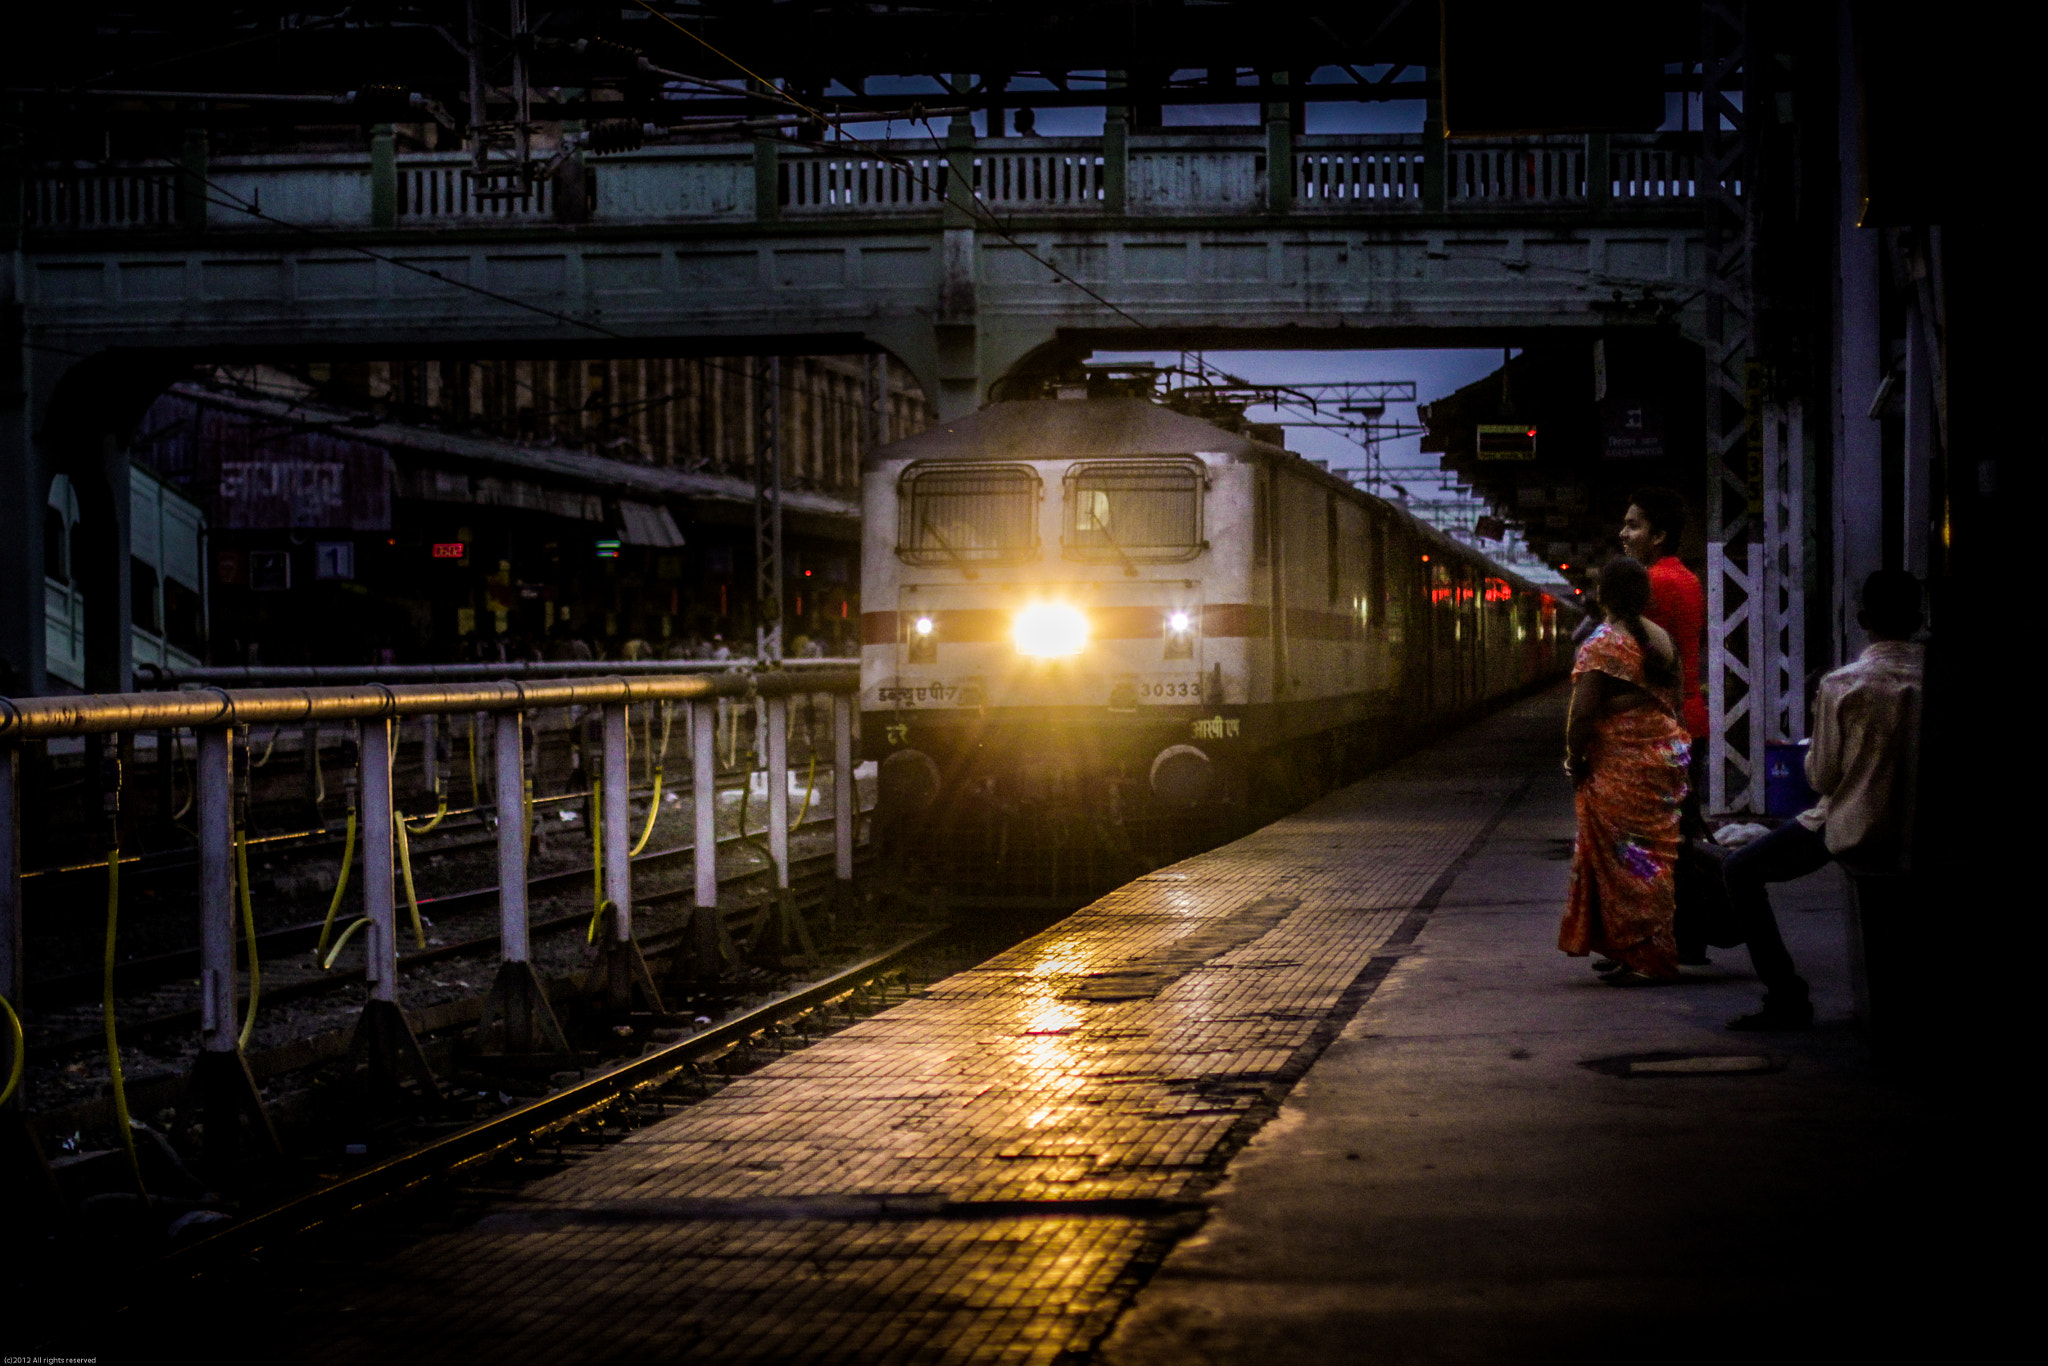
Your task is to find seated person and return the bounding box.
[1723,571,1924,1030]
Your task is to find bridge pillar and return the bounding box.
[936,102,981,419]
[1264,75,1294,214]
[0,347,50,696]
[178,127,208,230]
[369,125,396,230]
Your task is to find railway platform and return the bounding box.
[168,686,1934,1364]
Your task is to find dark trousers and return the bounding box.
[1721,819,1832,995]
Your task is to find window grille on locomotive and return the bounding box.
[896,463,1041,567]
[1062,460,1205,564]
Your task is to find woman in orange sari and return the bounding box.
[1560,557,1691,985]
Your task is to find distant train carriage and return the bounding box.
[858,390,1575,890]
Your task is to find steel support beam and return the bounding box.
[1701,0,1772,814]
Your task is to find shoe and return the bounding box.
[1727,1001,1814,1031]
[1592,958,1624,974]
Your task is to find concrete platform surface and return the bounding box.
[1101,692,1937,1366]
[184,687,1943,1364]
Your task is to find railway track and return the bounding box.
[155,929,947,1276]
[26,832,868,1063]
[25,803,856,1011]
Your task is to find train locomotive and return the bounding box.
[859,378,1578,892]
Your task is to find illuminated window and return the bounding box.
[1064,460,1203,563]
[898,463,1040,567]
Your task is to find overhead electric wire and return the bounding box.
[628,0,1153,331]
[27,16,1431,458]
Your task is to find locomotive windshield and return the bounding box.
[1064,461,1203,562]
[897,464,1040,565]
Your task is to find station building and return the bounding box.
[41,355,930,680]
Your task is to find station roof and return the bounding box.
[1418,335,1705,583]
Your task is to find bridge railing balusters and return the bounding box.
[24,132,1704,233]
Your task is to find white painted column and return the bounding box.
[602,703,632,939]
[692,697,718,910]
[196,727,236,1052]
[765,693,790,889]
[360,716,397,1003]
[494,711,528,962]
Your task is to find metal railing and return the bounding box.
[25,171,180,230]
[133,657,858,689]
[26,133,1706,232]
[0,667,860,1105]
[396,162,561,220]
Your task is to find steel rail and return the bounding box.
[0,669,857,742]
[161,929,941,1276]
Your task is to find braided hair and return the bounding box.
[1596,556,1679,689]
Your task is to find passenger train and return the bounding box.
[859,379,1577,890]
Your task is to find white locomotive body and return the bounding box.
[860,394,1573,831]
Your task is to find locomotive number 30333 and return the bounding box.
[1138,679,1203,699]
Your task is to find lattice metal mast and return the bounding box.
[1699,0,1806,816]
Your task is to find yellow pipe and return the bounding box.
[794,749,819,829]
[235,828,262,1050]
[0,992,24,1108]
[395,809,426,948]
[630,767,664,856]
[314,809,358,961]
[101,847,146,1196]
[404,795,449,833]
[171,730,194,821]
[320,916,371,970]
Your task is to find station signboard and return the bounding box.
[1476,424,1538,460]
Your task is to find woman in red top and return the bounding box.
[1619,489,1714,967]
[1618,489,1707,741]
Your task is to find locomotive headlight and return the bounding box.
[1013,603,1089,658]
[1167,611,1192,634]
[913,615,935,636]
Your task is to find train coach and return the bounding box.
[858,382,1577,885]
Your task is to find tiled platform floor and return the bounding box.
[273,693,1556,1363]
